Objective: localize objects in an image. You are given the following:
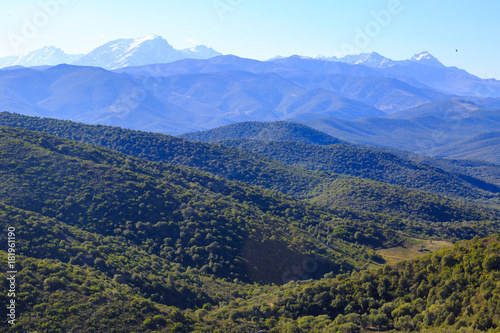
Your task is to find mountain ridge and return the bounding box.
[180,120,347,145]
[0,35,222,70]
[301,100,500,160]
[0,65,384,134]
[2,111,499,226]
[3,43,499,101]
[74,35,222,70]
[0,46,83,68]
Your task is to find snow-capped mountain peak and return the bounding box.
[0,35,222,70]
[318,52,395,68]
[0,46,83,68]
[128,34,161,49]
[74,35,220,69]
[181,45,222,59]
[410,51,444,68]
[351,52,395,68]
[318,50,447,70]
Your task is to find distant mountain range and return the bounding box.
[0,64,385,134]
[73,35,221,69]
[1,54,499,136]
[323,51,445,68]
[1,36,499,99]
[1,39,499,161]
[318,51,500,98]
[115,52,500,100]
[0,35,221,70]
[0,46,83,68]
[301,98,500,163]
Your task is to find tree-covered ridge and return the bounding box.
[219,139,500,204]
[181,118,500,189]
[369,145,500,187]
[0,111,332,198]
[4,235,500,332]
[0,253,198,332]
[180,120,346,146]
[1,112,500,242]
[1,112,498,223]
[311,177,499,223]
[196,235,500,332]
[1,126,400,283]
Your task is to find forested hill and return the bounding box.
[1,118,500,331]
[1,112,500,230]
[1,125,391,285]
[197,235,500,332]
[181,118,500,203]
[2,223,500,331]
[1,112,499,239]
[2,112,499,204]
[219,139,500,204]
[180,120,346,146]
[0,111,331,198]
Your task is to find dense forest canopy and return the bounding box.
[0,113,499,332]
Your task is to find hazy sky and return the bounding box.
[1,0,499,78]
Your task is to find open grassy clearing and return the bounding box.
[377,237,453,265]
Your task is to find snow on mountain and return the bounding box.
[181,45,222,59]
[293,51,500,98]
[0,56,19,68]
[318,52,395,68]
[128,35,159,49]
[74,35,222,70]
[321,51,445,69]
[344,52,395,68]
[0,35,222,70]
[74,35,179,69]
[18,46,83,67]
[410,51,444,68]
[0,47,83,68]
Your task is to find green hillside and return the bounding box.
[3,112,497,204]
[0,112,499,240]
[311,178,498,223]
[196,235,500,332]
[0,112,331,198]
[1,119,500,331]
[219,139,500,204]
[3,228,500,331]
[180,120,345,146]
[178,117,500,203]
[2,126,389,286]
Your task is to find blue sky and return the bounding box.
[1,0,499,78]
